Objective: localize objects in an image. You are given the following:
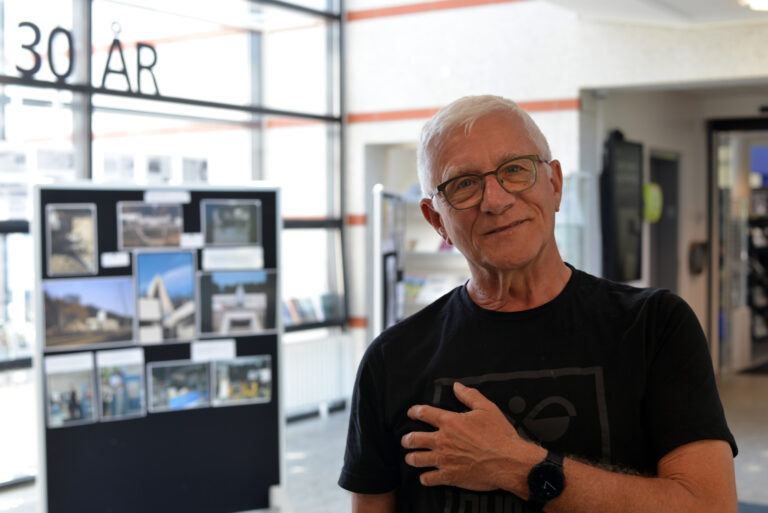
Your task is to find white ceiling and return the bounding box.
[542,0,768,27]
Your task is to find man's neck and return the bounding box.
[465,255,572,312]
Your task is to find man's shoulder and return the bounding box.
[571,268,687,321]
[369,285,463,351]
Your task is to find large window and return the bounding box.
[0,0,345,334]
[0,0,344,487]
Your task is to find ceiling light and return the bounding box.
[740,0,768,11]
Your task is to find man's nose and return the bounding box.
[479,173,515,213]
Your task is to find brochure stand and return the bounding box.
[369,185,406,339]
[34,184,282,513]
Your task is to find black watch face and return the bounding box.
[528,462,565,500]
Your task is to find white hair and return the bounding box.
[417,95,552,197]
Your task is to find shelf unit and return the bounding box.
[402,201,469,318]
[748,188,768,361]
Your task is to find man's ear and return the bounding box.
[548,159,564,212]
[420,197,445,237]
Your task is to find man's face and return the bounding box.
[420,112,563,273]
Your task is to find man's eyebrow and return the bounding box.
[444,163,479,176]
[497,152,524,163]
[444,153,525,177]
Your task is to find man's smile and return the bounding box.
[483,219,528,235]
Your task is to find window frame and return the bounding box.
[0,0,347,332]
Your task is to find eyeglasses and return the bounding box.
[430,154,546,210]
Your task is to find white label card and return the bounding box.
[144,190,191,204]
[100,251,130,268]
[180,233,204,248]
[45,353,94,374]
[96,348,144,367]
[191,339,236,362]
[202,246,264,270]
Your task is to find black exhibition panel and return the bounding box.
[36,184,281,513]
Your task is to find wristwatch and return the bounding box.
[526,450,565,512]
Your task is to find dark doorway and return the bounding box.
[649,152,679,293]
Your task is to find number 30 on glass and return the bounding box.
[16,22,75,81]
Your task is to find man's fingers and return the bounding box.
[407,404,451,426]
[401,430,435,450]
[404,449,437,468]
[418,468,449,487]
[453,381,491,410]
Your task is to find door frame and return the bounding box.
[707,117,768,373]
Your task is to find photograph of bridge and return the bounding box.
[136,251,196,343]
[118,202,183,249]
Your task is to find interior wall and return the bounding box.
[583,90,703,315]
[345,0,768,354]
[582,86,768,332]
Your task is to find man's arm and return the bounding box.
[351,490,396,513]
[402,382,737,513]
[550,439,736,513]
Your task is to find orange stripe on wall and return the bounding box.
[266,118,324,129]
[348,0,527,21]
[348,317,368,328]
[518,98,581,112]
[346,214,367,226]
[94,123,238,139]
[348,108,440,123]
[347,98,580,124]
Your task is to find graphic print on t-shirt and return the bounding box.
[431,367,610,513]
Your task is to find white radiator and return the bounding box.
[282,332,357,416]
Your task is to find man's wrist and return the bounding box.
[498,440,548,497]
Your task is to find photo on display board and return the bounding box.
[213,355,272,406]
[46,203,98,276]
[97,348,145,421]
[146,155,172,185]
[118,202,183,249]
[148,361,210,412]
[182,157,207,183]
[201,199,262,246]
[45,353,97,428]
[43,276,135,350]
[136,251,196,344]
[199,270,275,336]
[103,153,134,182]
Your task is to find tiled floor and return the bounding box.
[1,373,766,513]
[719,372,768,507]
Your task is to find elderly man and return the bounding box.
[339,95,737,513]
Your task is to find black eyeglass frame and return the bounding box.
[429,154,548,210]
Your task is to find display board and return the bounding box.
[34,184,281,513]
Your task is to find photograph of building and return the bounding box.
[43,276,134,349]
[202,199,262,246]
[46,204,97,276]
[199,271,274,336]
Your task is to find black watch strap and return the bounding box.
[545,451,563,466]
[526,451,565,512]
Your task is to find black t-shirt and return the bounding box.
[338,268,737,512]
